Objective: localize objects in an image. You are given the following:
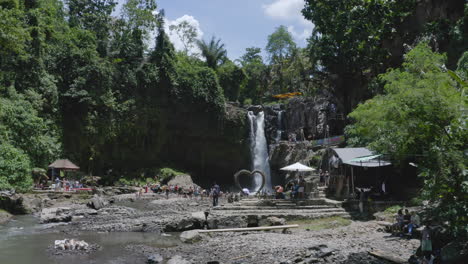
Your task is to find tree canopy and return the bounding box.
[346,43,467,236]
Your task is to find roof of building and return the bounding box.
[331,147,391,167]
[48,159,80,170]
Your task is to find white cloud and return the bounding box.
[165,15,204,55]
[263,0,311,26]
[263,0,314,44]
[287,25,312,43]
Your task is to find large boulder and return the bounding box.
[87,195,109,210]
[0,209,12,224]
[180,230,202,244]
[40,207,72,223]
[167,175,196,189]
[0,192,27,214]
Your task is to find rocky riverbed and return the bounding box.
[1,189,422,264]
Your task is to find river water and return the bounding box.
[0,215,179,264]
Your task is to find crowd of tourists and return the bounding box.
[51,177,84,191]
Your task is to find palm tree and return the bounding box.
[197,36,227,69]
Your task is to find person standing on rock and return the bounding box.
[211,182,220,206]
[298,176,306,199]
[325,171,330,186]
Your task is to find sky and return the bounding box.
[117,0,314,60]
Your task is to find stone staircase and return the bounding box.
[211,196,351,220]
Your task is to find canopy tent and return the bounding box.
[280,162,315,172]
[48,159,80,170]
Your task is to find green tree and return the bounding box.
[68,0,117,56]
[240,47,263,66]
[0,143,32,192]
[217,60,247,102]
[197,36,227,69]
[346,43,467,236]
[239,47,267,104]
[265,25,295,64]
[0,86,60,175]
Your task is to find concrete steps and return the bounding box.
[211,197,351,220]
[213,205,338,210]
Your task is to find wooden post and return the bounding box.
[351,167,355,195]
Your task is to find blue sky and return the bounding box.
[118,0,314,60]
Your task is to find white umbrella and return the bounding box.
[280,162,315,172]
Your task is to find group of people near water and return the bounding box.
[136,182,223,207]
[53,177,84,191]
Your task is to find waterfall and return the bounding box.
[275,110,284,143]
[248,111,272,192]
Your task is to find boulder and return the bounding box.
[147,254,164,264]
[164,217,202,232]
[40,207,72,223]
[167,175,197,189]
[180,230,202,244]
[167,255,191,264]
[0,192,27,214]
[0,209,12,224]
[87,195,109,210]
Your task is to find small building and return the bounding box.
[323,147,392,199]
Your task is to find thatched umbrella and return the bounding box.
[48,159,80,170]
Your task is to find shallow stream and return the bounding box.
[0,215,179,264]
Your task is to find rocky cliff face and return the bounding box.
[263,95,346,146]
[162,104,250,187]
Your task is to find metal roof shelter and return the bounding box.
[328,148,391,196]
[332,148,391,167]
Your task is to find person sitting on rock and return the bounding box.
[403,209,411,231]
[274,185,285,199]
[392,209,404,234]
[406,211,421,236]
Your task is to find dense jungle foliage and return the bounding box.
[0,1,466,235]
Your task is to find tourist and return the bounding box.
[319,169,324,186]
[55,177,61,191]
[292,181,299,199]
[392,209,404,233]
[188,186,194,199]
[274,185,284,199]
[165,186,169,199]
[211,182,220,206]
[324,171,330,186]
[406,211,421,236]
[403,209,411,228]
[421,225,433,261]
[298,176,306,199]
